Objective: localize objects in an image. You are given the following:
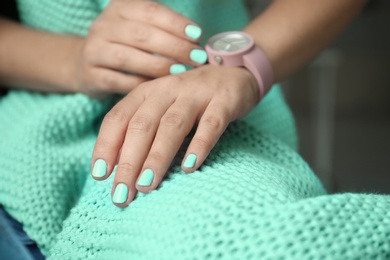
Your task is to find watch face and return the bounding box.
[210,33,251,53]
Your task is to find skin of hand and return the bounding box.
[74,0,207,95]
[91,65,258,207]
[0,0,206,94]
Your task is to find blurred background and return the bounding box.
[289,2,390,194]
[249,0,390,193]
[2,0,390,193]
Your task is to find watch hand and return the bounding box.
[231,40,247,44]
[220,39,231,44]
[231,40,247,48]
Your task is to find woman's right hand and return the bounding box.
[75,0,207,95]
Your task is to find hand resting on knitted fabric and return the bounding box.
[0,0,206,95]
[88,0,369,208]
[75,0,207,95]
[91,64,259,207]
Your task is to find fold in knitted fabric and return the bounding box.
[0,0,389,259]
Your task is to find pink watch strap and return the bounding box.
[243,46,274,101]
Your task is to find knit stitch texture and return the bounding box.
[0,0,389,259]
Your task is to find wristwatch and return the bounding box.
[205,31,274,101]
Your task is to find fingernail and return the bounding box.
[92,159,107,178]
[137,169,154,186]
[190,49,208,64]
[185,24,202,40]
[112,183,128,204]
[183,154,197,168]
[169,64,187,75]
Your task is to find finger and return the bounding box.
[89,42,187,78]
[120,1,203,42]
[136,97,200,193]
[112,92,176,207]
[182,101,231,173]
[88,67,149,94]
[91,92,145,181]
[105,21,208,67]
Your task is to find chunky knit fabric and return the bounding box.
[0,0,389,259]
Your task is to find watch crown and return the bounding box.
[215,56,223,64]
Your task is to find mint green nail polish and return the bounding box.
[183,154,197,168]
[185,25,202,40]
[170,64,187,75]
[92,159,107,178]
[112,183,128,204]
[190,49,208,64]
[137,169,154,186]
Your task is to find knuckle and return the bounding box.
[192,135,212,150]
[112,48,127,69]
[160,111,186,129]
[150,76,178,93]
[165,75,184,86]
[116,162,137,174]
[127,114,153,133]
[142,2,160,22]
[93,149,106,161]
[146,151,164,164]
[169,15,183,30]
[83,67,95,86]
[93,148,107,160]
[104,107,128,123]
[93,144,113,163]
[93,138,110,155]
[196,69,208,79]
[100,72,118,91]
[149,61,168,76]
[110,0,124,10]
[171,40,189,58]
[90,19,107,34]
[82,40,99,61]
[124,78,142,92]
[202,115,225,132]
[131,24,149,43]
[109,0,128,15]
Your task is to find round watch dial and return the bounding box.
[210,33,251,53]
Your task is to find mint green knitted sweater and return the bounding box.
[0,0,389,259]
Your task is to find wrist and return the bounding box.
[241,67,260,102]
[62,36,85,93]
[0,22,86,93]
[205,31,274,103]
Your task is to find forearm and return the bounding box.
[244,0,368,83]
[0,17,82,92]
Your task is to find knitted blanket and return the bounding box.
[0,0,389,259]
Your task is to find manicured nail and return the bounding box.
[190,49,208,64]
[170,64,187,75]
[92,159,107,178]
[185,24,202,40]
[112,183,128,204]
[183,154,197,168]
[137,169,154,186]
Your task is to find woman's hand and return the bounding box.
[75,0,207,95]
[90,65,259,207]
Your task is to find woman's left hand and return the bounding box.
[91,65,259,207]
